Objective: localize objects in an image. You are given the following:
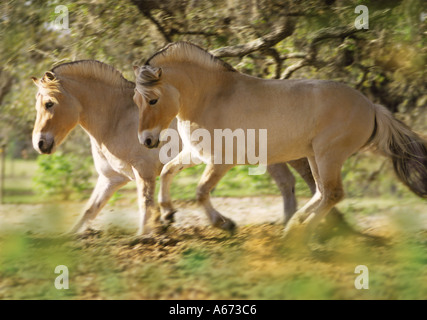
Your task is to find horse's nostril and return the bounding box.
[38,140,44,150]
[144,138,152,147]
[37,138,53,153]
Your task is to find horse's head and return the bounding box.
[31,71,80,154]
[133,65,180,149]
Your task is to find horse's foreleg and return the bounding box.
[69,174,128,233]
[267,163,296,225]
[197,163,235,232]
[288,158,316,195]
[158,149,196,224]
[133,171,158,236]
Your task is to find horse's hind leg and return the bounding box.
[302,156,345,234]
[288,158,316,195]
[282,156,322,241]
[284,154,345,242]
[289,157,353,236]
[287,156,322,223]
[197,163,235,232]
[267,163,296,225]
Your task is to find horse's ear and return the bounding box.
[145,65,162,79]
[42,71,56,82]
[31,76,40,86]
[133,65,140,76]
[154,67,162,79]
[137,65,162,84]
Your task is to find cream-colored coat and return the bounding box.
[31,60,316,234]
[134,42,427,241]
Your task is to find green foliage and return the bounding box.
[167,164,313,200]
[33,152,93,200]
[1,0,426,202]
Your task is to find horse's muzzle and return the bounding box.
[144,137,160,149]
[33,133,55,154]
[139,129,161,149]
[38,138,54,154]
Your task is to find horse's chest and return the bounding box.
[100,146,135,180]
[177,120,211,162]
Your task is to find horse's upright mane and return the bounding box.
[145,42,236,73]
[51,60,134,88]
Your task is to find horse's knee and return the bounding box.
[140,189,155,209]
[82,207,97,220]
[161,163,184,180]
[323,187,344,206]
[196,185,209,203]
[160,169,172,182]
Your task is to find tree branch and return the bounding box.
[281,59,309,79]
[281,52,307,59]
[280,9,390,79]
[130,0,173,42]
[211,17,296,58]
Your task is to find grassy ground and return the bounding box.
[0,156,426,300]
[0,216,426,300]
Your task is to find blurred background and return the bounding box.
[0,0,426,203]
[0,0,426,300]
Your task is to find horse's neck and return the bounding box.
[171,66,233,122]
[169,65,221,121]
[69,79,135,143]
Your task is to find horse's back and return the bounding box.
[221,75,377,162]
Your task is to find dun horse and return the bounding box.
[133,42,427,241]
[31,60,317,235]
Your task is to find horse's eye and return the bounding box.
[45,101,54,109]
[149,99,158,106]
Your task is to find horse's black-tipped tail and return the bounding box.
[370,104,427,198]
[390,135,427,198]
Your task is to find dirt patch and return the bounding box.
[1,196,425,236]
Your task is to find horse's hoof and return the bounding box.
[74,228,103,240]
[153,223,169,234]
[214,218,237,234]
[282,223,309,247]
[162,209,177,225]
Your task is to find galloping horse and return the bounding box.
[31,60,317,235]
[133,42,427,241]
